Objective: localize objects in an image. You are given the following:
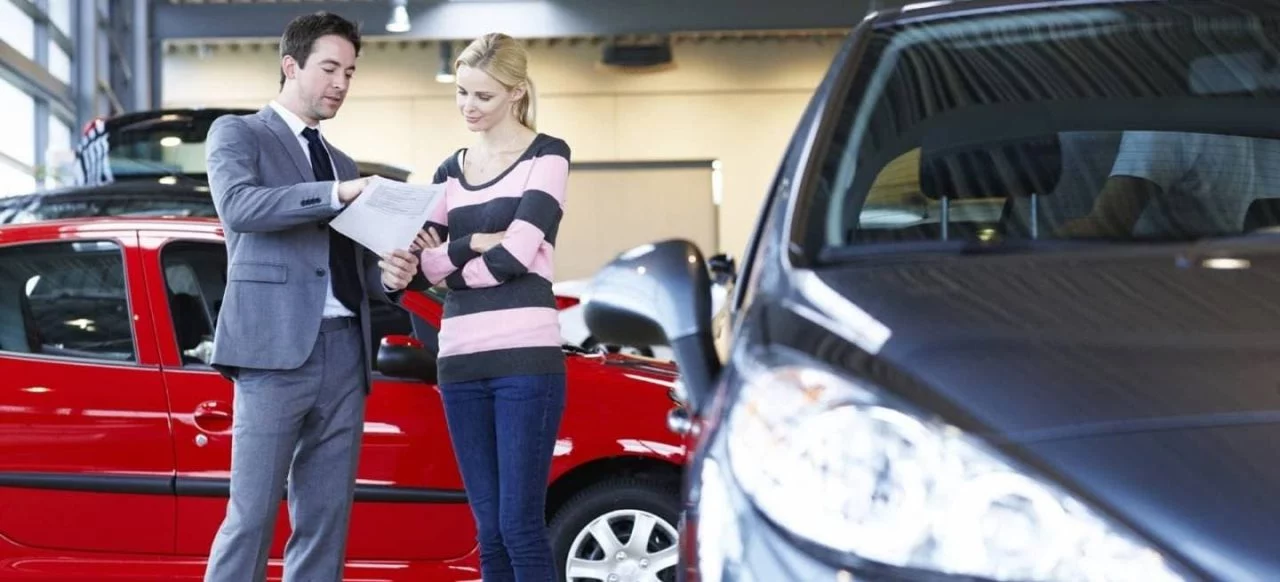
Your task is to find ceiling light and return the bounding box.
[160,136,182,147]
[860,208,926,226]
[386,0,411,33]
[1202,257,1251,270]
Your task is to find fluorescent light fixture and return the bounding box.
[860,208,925,225]
[160,136,182,147]
[386,0,411,33]
[1202,257,1251,270]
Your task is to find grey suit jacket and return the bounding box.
[205,106,393,388]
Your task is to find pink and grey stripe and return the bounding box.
[418,134,571,384]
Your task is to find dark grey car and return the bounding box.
[585,1,1280,580]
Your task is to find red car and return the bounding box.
[0,216,685,581]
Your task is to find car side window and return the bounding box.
[159,241,225,366]
[159,240,419,366]
[0,240,136,362]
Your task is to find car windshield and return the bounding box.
[83,112,224,183]
[803,0,1280,258]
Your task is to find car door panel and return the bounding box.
[142,234,476,561]
[164,370,477,560]
[0,234,176,555]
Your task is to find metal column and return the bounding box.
[74,0,97,129]
[131,0,149,110]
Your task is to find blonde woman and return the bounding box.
[414,33,570,582]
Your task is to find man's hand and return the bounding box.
[337,177,372,205]
[470,231,506,253]
[410,227,443,252]
[379,249,420,291]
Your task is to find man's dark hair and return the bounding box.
[279,11,362,87]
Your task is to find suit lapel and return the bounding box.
[258,107,314,182]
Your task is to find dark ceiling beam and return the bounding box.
[154,0,870,41]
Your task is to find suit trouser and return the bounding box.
[205,317,366,582]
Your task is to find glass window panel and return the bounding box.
[44,115,73,189]
[0,162,36,197]
[0,0,35,60]
[160,242,225,366]
[0,79,34,166]
[0,240,136,362]
[48,40,70,84]
[48,0,72,36]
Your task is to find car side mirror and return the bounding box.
[707,253,736,285]
[582,239,722,413]
[376,334,438,384]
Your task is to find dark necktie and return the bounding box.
[301,127,361,314]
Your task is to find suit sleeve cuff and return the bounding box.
[330,182,342,210]
[447,235,479,267]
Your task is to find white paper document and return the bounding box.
[329,176,445,257]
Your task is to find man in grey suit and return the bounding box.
[202,11,420,582]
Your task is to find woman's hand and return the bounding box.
[470,231,506,253]
[410,227,444,252]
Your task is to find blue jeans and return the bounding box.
[439,373,567,582]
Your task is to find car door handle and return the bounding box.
[193,401,232,433]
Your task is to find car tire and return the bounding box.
[550,477,681,582]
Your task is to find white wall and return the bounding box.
[162,37,843,258]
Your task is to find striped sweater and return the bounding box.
[418,133,571,384]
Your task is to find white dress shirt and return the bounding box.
[268,100,355,319]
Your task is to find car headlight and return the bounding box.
[724,353,1190,582]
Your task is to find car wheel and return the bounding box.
[550,478,681,582]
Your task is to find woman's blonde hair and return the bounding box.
[455,33,537,131]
